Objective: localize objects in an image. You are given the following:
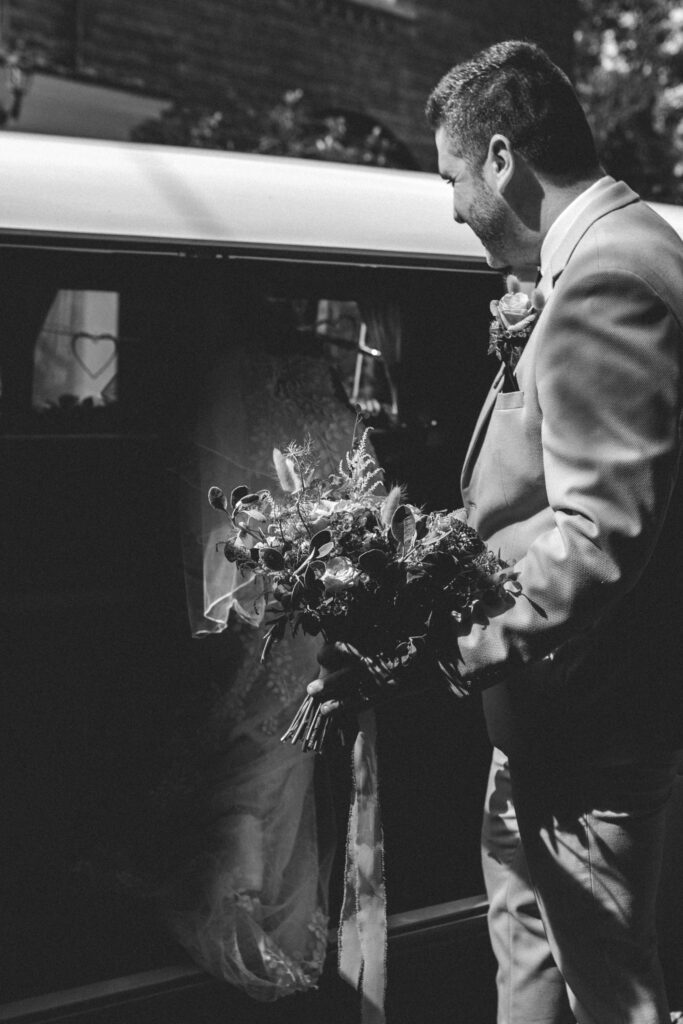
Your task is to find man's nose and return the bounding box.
[453,207,465,225]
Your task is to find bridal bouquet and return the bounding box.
[209,429,520,753]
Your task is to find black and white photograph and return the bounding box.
[1,3,682,1023]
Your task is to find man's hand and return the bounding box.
[307,642,370,717]
[307,641,447,715]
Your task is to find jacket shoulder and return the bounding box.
[568,199,683,314]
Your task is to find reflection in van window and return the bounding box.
[305,297,399,424]
[32,290,119,409]
[258,294,399,427]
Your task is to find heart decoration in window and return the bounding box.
[71,332,118,379]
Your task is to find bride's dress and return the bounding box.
[168,332,360,1000]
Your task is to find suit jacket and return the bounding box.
[458,179,683,764]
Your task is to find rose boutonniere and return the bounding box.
[488,274,544,388]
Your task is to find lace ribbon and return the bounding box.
[338,709,387,1024]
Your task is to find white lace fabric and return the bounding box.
[173,336,360,998]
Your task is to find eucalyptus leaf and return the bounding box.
[259,547,285,570]
[230,485,249,510]
[222,541,238,562]
[234,511,267,533]
[303,565,316,590]
[208,486,229,512]
[358,548,389,575]
[390,504,416,552]
[310,529,332,554]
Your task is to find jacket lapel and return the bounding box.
[460,179,641,496]
[461,363,505,492]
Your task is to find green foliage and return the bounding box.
[209,433,518,751]
[336,428,384,500]
[131,87,417,170]
[575,0,683,201]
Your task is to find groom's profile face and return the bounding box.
[435,125,512,270]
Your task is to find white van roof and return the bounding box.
[0,132,486,267]
[2,133,682,266]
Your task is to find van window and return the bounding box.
[1,245,498,1004]
[32,289,119,410]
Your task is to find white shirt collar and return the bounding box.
[539,176,612,285]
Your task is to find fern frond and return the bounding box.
[333,428,384,499]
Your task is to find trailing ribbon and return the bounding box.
[338,709,387,1023]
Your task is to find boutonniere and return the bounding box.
[488,274,544,388]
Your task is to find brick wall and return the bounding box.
[5,0,579,169]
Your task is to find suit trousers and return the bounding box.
[481,745,677,1024]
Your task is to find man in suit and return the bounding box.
[311,39,683,1023]
[419,39,683,1024]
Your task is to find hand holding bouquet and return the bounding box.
[209,429,520,753]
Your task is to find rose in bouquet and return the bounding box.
[209,429,521,753]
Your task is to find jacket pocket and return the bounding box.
[495,390,525,410]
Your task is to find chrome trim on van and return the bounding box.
[0,895,488,1022]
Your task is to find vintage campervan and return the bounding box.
[1,133,681,1024]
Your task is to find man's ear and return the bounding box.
[486,134,543,230]
[485,134,514,194]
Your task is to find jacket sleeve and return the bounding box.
[457,265,683,687]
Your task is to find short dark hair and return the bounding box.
[425,40,599,181]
